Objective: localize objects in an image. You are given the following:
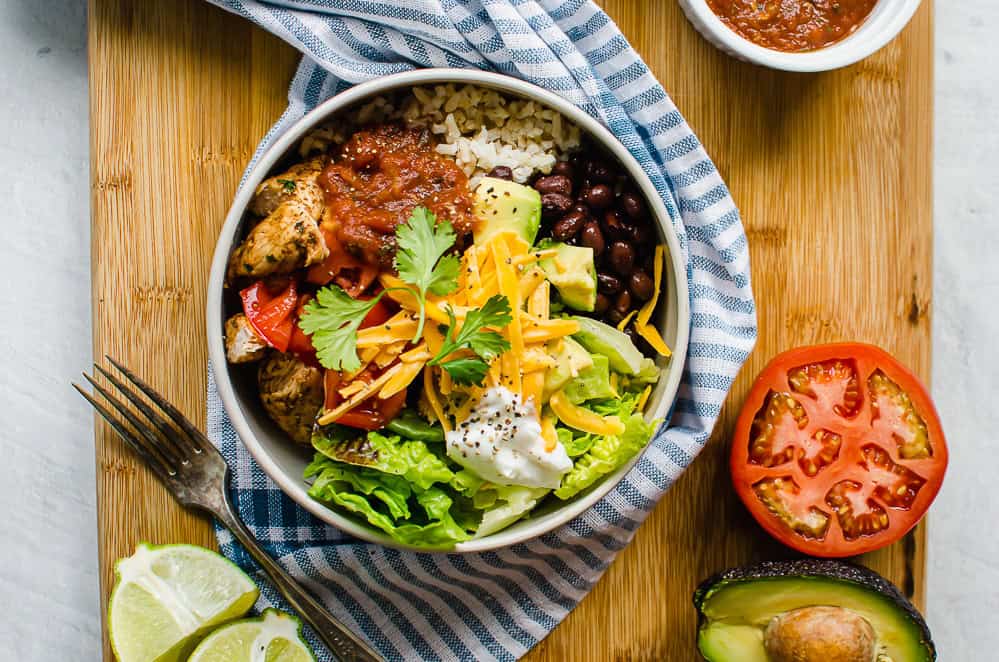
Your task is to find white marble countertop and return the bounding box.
[0,1,993,658]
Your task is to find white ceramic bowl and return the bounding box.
[207,69,690,552]
[679,0,921,72]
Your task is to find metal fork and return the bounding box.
[75,357,382,662]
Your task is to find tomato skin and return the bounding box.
[730,343,948,558]
[307,228,379,297]
[240,279,298,352]
[322,367,408,431]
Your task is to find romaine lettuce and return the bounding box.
[554,412,659,500]
[306,457,472,546]
[475,485,550,538]
[312,427,453,490]
[558,426,595,458]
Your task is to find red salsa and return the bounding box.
[318,124,474,269]
[706,0,879,52]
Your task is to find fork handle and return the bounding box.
[213,501,383,661]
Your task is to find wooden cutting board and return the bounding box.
[89,1,933,659]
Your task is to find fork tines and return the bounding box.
[74,357,211,480]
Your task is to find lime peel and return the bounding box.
[187,609,316,662]
[108,543,259,662]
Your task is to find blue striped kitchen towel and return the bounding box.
[204,1,757,660]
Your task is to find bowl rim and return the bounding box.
[207,68,691,553]
[679,0,922,72]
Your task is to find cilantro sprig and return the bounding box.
[298,287,388,372]
[299,206,511,384]
[429,294,512,385]
[394,207,459,340]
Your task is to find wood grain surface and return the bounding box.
[89,1,933,660]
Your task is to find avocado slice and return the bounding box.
[537,240,597,312]
[563,354,615,404]
[543,336,593,399]
[472,177,541,245]
[693,560,935,662]
[571,316,644,375]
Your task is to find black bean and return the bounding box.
[593,293,610,315]
[629,269,654,301]
[540,193,573,218]
[597,272,622,295]
[552,210,586,241]
[584,184,613,210]
[601,210,630,241]
[579,221,605,256]
[631,223,653,245]
[488,165,513,180]
[608,241,636,276]
[606,308,626,325]
[570,202,591,218]
[620,190,646,220]
[534,174,572,197]
[551,161,574,179]
[588,161,614,184]
[615,290,632,314]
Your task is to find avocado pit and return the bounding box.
[764,605,877,662]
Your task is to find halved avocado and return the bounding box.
[693,560,935,662]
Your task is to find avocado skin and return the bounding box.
[693,559,935,660]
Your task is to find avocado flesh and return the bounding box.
[543,336,593,399]
[537,241,597,312]
[563,354,614,404]
[472,177,541,245]
[697,576,933,662]
[571,316,644,375]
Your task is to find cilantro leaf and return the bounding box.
[299,285,385,371]
[429,295,512,386]
[393,207,459,339]
[277,178,296,192]
[437,358,491,386]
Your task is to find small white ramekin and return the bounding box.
[678,0,922,72]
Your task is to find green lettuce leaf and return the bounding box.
[307,460,472,546]
[306,456,412,520]
[312,428,453,491]
[558,426,595,458]
[554,412,660,500]
[475,485,550,538]
[620,357,661,393]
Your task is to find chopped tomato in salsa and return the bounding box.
[706,0,878,52]
[318,124,474,269]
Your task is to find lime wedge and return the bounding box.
[108,543,259,662]
[187,609,317,662]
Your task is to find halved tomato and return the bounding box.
[731,343,947,557]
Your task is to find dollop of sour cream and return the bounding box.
[446,387,572,490]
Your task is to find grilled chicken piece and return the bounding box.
[224,313,268,364]
[249,156,325,219]
[258,352,323,444]
[227,198,328,280]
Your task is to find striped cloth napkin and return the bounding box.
[204,1,757,660]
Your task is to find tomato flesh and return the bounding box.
[240,279,298,352]
[731,343,948,557]
[322,363,407,431]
